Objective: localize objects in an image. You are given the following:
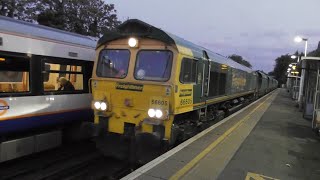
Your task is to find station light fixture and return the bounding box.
[293,36,308,57]
[292,66,296,70]
[289,64,293,67]
[294,35,308,107]
[291,55,297,59]
[294,36,303,43]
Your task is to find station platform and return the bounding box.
[122,89,320,180]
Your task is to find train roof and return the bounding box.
[0,16,97,48]
[98,19,252,72]
[256,71,269,79]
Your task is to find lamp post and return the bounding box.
[294,36,308,57]
[295,36,308,109]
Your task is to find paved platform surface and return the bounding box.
[123,89,320,180]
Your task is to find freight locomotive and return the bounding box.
[91,19,277,163]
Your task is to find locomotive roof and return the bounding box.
[0,16,97,48]
[98,19,252,72]
[256,71,269,79]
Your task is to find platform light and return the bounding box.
[291,55,297,59]
[148,108,156,118]
[287,68,291,71]
[292,66,296,70]
[294,36,303,43]
[289,64,293,67]
[128,37,138,48]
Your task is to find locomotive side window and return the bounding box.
[209,71,219,96]
[0,56,30,93]
[219,73,227,95]
[42,62,84,92]
[96,49,130,79]
[180,58,197,83]
[134,50,173,81]
[208,63,227,97]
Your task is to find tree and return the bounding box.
[1,0,121,37]
[271,54,295,86]
[308,41,320,57]
[0,0,33,20]
[35,0,67,30]
[268,71,275,76]
[34,0,120,36]
[228,54,253,68]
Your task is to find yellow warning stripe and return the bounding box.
[169,92,274,180]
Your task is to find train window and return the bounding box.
[43,64,51,82]
[180,58,197,83]
[42,62,84,92]
[59,65,67,77]
[219,73,227,95]
[134,50,173,81]
[96,49,130,78]
[0,57,30,93]
[209,71,219,96]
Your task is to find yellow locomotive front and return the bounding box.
[91,28,180,161]
[91,19,258,163]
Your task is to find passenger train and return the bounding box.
[0,16,96,162]
[91,19,277,163]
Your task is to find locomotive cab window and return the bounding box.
[0,56,30,93]
[96,49,130,78]
[134,50,173,81]
[180,58,197,83]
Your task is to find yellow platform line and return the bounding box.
[170,92,275,180]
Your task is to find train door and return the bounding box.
[193,59,206,103]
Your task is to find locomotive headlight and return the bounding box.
[93,101,108,111]
[128,37,138,48]
[100,102,107,111]
[148,108,156,118]
[94,102,101,110]
[155,109,163,118]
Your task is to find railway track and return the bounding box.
[0,141,133,180]
[0,100,255,180]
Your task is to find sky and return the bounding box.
[108,0,320,72]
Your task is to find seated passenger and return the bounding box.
[58,77,75,91]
